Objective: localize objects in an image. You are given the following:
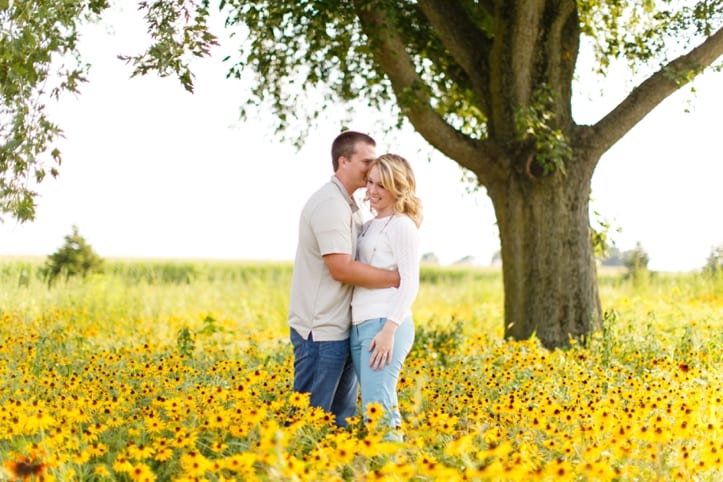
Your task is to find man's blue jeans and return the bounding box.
[350,317,415,429]
[290,328,358,427]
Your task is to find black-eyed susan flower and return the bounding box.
[363,402,385,427]
[3,452,48,482]
[128,463,156,482]
[179,450,213,477]
[127,443,155,461]
[112,455,133,474]
[153,444,174,463]
[93,464,111,478]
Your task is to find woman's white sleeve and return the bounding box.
[386,217,420,324]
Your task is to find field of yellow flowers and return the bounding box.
[0,259,721,481]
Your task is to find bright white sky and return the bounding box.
[1,6,722,271]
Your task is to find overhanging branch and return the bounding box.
[352,0,505,186]
[418,0,493,114]
[593,26,723,157]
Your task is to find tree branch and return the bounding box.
[545,0,578,127]
[417,0,493,114]
[593,26,723,156]
[352,1,505,186]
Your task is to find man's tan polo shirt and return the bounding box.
[288,176,362,341]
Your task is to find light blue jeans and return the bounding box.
[350,317,415,429]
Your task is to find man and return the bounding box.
[288,130,400,427]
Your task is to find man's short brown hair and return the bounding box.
[331,131,376,171]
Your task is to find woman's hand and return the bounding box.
[369,320,399,370]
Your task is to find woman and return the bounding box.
[351,153,422,440]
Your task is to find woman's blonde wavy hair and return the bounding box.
[366,153,423,227]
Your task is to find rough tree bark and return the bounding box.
[487,151,601,347]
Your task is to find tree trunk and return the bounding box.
[488,156,602,349]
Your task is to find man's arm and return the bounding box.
[323,254,400,288]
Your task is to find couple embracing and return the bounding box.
[287,130,422,440]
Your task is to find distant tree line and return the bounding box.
[23,228,723,289]
[423,240,723,276]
